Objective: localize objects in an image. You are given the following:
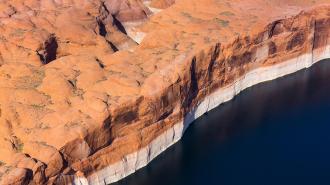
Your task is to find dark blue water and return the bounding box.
[113,59,330,185]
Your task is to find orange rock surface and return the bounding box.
[0,0,329,184]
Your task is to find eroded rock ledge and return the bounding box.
[0,0,329,184]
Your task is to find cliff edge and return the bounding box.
[0,0,329,184]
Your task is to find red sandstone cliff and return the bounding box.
[0,0,329,184]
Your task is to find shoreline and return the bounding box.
[73,45,330,185]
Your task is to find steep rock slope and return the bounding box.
[0,0,329,184]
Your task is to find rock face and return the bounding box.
[0,0,329,184]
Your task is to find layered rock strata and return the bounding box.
[0,0,329,184]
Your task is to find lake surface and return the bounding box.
[113,59,330,185]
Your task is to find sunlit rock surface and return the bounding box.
[0,0,329,184]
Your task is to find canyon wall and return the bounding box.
[0,0,329,184]
[72,6,330,185]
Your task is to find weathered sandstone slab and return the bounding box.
[0,0,329,184]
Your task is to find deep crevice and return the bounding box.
[37,35,58,65]
[96,1,143,53]
[107,41,119,52]
[98,20,107,37]
[113,16,127,35]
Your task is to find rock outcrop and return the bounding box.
[0,0,329,184]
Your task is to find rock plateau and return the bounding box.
[0,0,329,184]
